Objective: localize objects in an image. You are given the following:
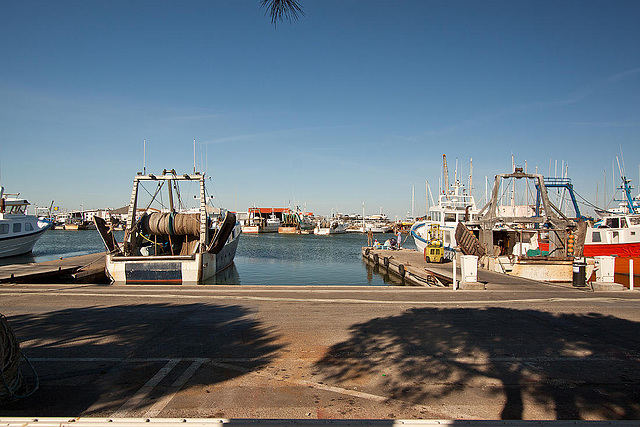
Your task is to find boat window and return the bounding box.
[13,223,21,233]
[591,231,601,243]
[444,213,456,222]
[25,222,34,231]
[630,217,640,226]
[620,218,628,228]
[605,218,619,228]
[0,224,8,234]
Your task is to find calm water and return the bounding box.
[8,229,417,286]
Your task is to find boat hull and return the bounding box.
[583,242,640,258]
[0,227,49,258]
[278,226,300,234]
[411,221,456,260]
[242,225,261,234]
[106,224,240,284]
[243,224,279,234]
[485,256,596,283]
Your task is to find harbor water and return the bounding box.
[5,229,417,286]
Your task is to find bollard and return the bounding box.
[631,259,635,291]
[453,256,458,290]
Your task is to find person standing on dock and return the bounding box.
[367,228,373,247]
[397,230,402,249]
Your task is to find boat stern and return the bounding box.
[106,253,215,284]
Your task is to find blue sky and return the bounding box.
[1,1,639,219]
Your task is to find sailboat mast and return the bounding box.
[411,184,415,219]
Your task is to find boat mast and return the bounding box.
[442,154,449,195]
[168,175,174,212]
[411,184,415,219]
[143,139,146,175]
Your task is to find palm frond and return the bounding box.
[261,0,305,26]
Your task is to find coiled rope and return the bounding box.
[0,313,38,403]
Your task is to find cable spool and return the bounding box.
[1,313,38,403]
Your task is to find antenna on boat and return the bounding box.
[143,139,146,175]
[193,139,197,174]
[468,158,473,197]
[425,180,429,217]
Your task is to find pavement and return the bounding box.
[0,283,639,421]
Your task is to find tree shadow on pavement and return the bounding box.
[316,307,640,420]
[1,303,283,416]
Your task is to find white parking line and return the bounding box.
[111,358,181,418]
[143,358,207,418]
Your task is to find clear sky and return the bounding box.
[1,1,639,219]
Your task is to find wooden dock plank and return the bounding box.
[0,252,106,283]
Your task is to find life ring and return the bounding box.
[398,264,405,277]
[364,248,370,256]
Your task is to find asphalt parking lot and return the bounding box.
[1,283,639,420]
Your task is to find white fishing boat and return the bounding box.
[411,180,478,260]
[314,219,347,235]
[243,208,284,233]
[95,169,241,284]
[0,187,52,258]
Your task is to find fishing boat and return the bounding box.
[243,207,282,233]
[461,168,594,282]
[278,208,314,234]
[584,171,640,257]
[411,179,478,260]
[0,186,52,258]
[94,169,241,284]
[314,219,348,235]
[411,155,479,260]
[582,168,640,284]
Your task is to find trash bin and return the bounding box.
[572,258,586,287]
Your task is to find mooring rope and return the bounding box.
[0,313,38,403]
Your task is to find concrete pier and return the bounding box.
[362,247,613,291]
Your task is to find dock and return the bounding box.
[0,252,107,283]
[362,247,589,290]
